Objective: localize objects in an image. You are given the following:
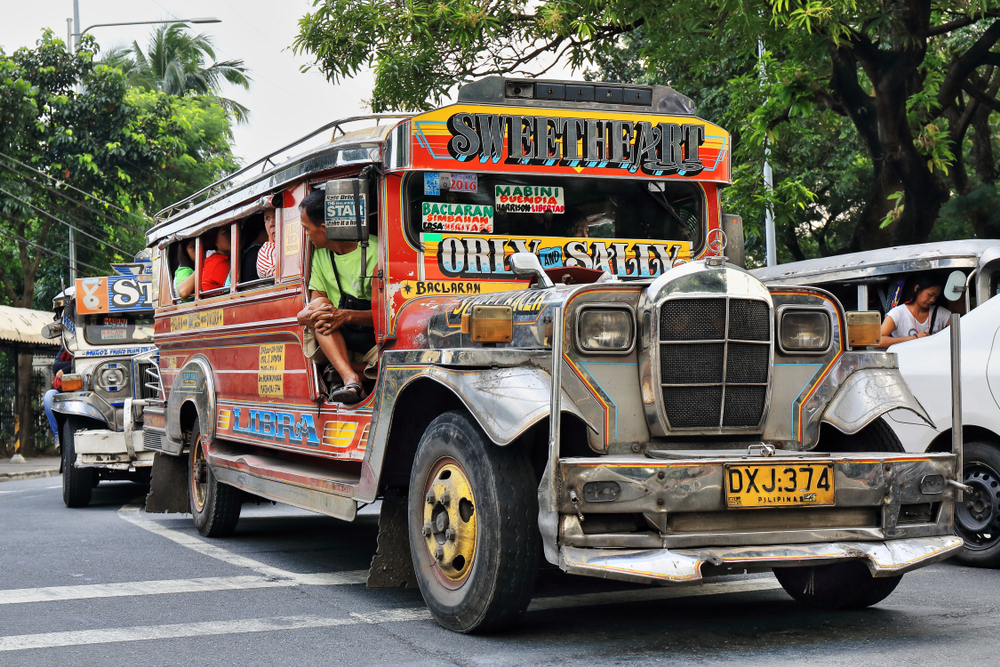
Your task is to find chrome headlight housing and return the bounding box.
[576,307,635,353]
[94,361,129,393]
[778,307,831,353]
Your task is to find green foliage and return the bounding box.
[0,30,239,311]
[102,23,252,125]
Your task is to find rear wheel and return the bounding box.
[61,416,94,508]
[188,419,242,537]
[408,411,539,633]
[777,418,904,608]
[953,441,1000,567]
[774,561,902,609]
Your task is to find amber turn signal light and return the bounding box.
[461,305,513,344]
[61,373,84,391]
[846,311,881,348]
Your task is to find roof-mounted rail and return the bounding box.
[154,113,412,223]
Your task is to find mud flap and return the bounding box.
[367,489,417,588]
[145,452,190,514]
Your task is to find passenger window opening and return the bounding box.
[237,211,276,290]
[200,224,234,298]
[169,237,198,303]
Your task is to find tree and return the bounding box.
[294,1,1000,252]
[0,31,240,455]
[104,22,252,125]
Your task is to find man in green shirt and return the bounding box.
[296,190,377,404]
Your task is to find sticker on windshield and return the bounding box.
[447,173,477,192]
[424,173,440,196]
[494,185,565,214]
[422,202,494,233]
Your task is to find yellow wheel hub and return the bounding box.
[191,435,207,512]
[422,461,477,584]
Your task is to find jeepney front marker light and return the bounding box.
[461,305,513,344]
[846,311,882,348]
[577,308,634,353]
[61,373,83,392]
[778,310,831,352]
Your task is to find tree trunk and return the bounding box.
[15,352,35,458]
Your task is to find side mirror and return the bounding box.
[41,322,62,340]
[510,252,554,288]
[324,177,369,242]
[721,214,745,268]
[975,245,1000,305]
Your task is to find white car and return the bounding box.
[888,296,1000,566]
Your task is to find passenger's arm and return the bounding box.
[177,273,195,299]
[878,315,916,348]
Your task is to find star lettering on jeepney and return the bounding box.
[402,283,412,296]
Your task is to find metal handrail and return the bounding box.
[153,113,413,223]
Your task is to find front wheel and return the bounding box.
[408,411,540,633]
[774,561,902,609]
[188,420,242,537]
[61,416,94,508]
[953,441,1000,567]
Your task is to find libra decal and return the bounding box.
[231,407,320,447]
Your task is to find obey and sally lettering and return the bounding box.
[446,112,706,176]
[433,235,686,279]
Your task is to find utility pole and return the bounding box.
[759,39,776,268]
[68,2,81,285]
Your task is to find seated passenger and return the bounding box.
[295,191,377,404]
[201,225,232,292]
[238,212,269,283]
[256,209,276,279]
[878,273,950,348]
[173,238,197,300]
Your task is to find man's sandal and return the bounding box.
[329,382,366,404]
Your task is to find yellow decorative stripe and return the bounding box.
[322,421,358,449]
[217,408,232,431]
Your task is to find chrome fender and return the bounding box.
[50,396,113,426]
[164,355,217,454]
[822,367,934,434]
[420,365,595,446]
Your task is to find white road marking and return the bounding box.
[0,571,367,606]
[0,610,433,652]
[117,503,302,580]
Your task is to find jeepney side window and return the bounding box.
[236,212,275,290]
[168,239,197,303]
[200,225,234,298]
[406,173,704,250]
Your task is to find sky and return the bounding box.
[0,0,380,165]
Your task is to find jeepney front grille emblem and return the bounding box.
[657,297,771,429]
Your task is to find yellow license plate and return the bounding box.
[724,462,835,509]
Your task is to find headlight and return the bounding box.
[577,308,635,353]
[779,309,831,352]
[96,362,129,392]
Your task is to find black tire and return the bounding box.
[777,417,904,608]
[61,416,93,508]
[821,417,904,453]
[953,441,1000,567]
[407,411,540,633]
[188,419,242,537]
[774,560,902,609]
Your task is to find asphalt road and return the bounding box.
[1,475,997,666]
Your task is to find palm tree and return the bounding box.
[103,23,252,124]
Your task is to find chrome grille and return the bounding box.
[135,360,162,400]
[657,297,771,429]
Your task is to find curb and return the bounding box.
[0,470,61,483]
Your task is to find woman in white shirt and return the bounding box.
[878,273,950,348]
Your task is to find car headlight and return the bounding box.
[96,362,129,392]
[577,308,635,353]
[779,309,831,352]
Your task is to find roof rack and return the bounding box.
[153,113,412,223]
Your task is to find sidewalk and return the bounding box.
[0,456,60,482]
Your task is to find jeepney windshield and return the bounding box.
[82,312,154,346]
[408,173,703,250]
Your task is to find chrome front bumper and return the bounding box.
[561,535,963,584]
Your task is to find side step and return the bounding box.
[206,441,360,522]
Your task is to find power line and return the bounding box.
[0,152,152,228]
[0,161,149,236]
[0,213,106,274]
[0,186,136,256]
